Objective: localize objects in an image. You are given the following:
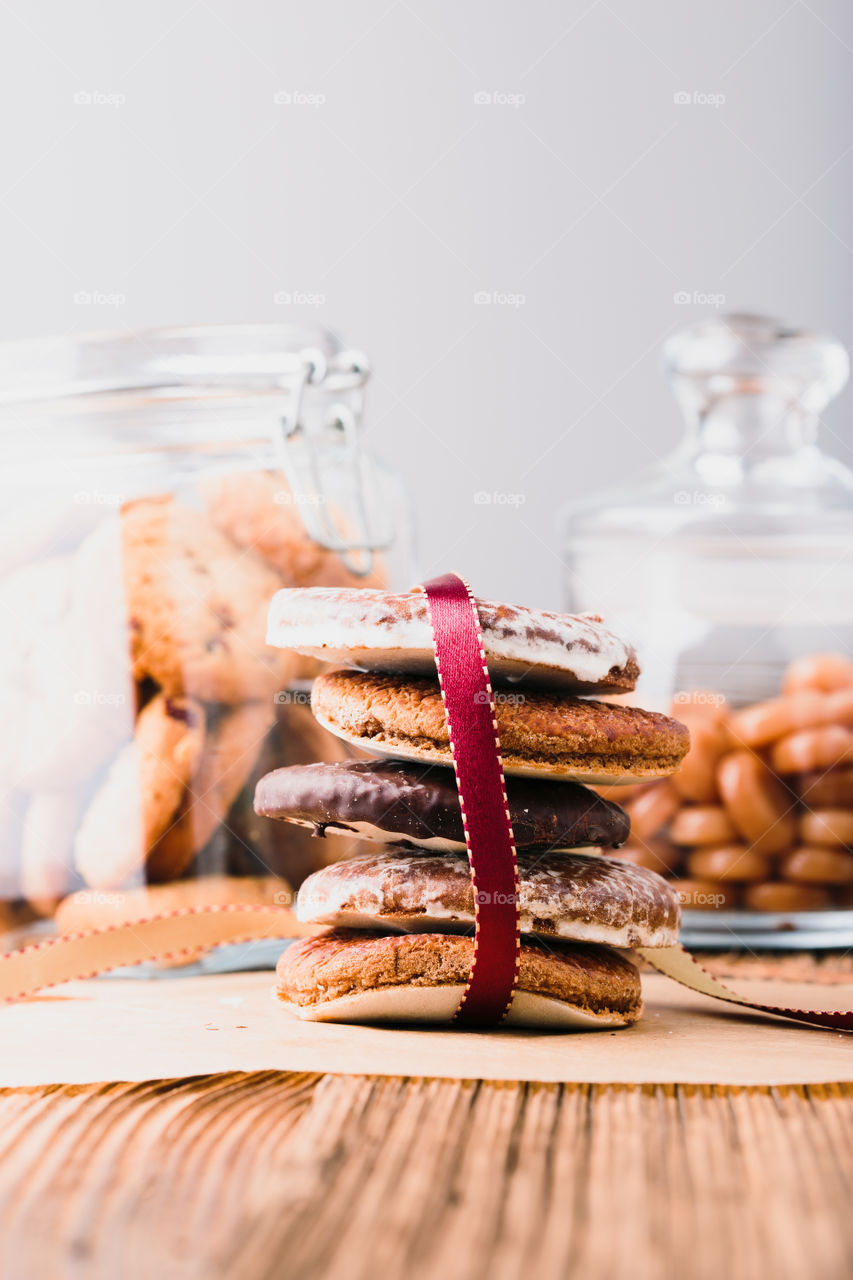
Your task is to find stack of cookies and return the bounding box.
[257,588,690,1028]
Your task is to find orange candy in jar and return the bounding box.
[608,655,853,912]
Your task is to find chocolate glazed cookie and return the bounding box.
[254,759,630,852]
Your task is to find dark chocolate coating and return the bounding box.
[254,759,629,850]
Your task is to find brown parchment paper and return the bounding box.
[1,971,851,1087]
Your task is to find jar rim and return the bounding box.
[0,322,348,406]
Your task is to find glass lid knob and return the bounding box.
[663,313,849,425]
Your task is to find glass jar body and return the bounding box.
[0,325,413,957]
[560,316,853,944]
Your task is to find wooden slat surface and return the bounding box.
[0,956,851,1280]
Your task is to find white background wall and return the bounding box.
[1,0,851,605]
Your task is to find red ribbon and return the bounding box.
[420,573,521,1026]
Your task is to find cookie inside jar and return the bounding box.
[62,479,389,944]
[601,654,853,919]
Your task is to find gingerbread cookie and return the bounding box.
[122,496,296,703]
[20,791,82,909]
[74,694,205,890]
[201,471,386,589]
[4,531,132,791]
[309,669,689,784]
[277,930,643,1028]
[265,587,640,692]
[255,758,630,852]
[146,699,275,881]
[295,848,680,948]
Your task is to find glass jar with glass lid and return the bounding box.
[559,313,853,947]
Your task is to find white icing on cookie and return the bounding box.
[266,588,636,691]
[295,849,680,949]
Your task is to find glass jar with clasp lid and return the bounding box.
[0,323,413,964]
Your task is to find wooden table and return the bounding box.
[1,954,852,1280]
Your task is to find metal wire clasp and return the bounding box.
[273,348,394,577]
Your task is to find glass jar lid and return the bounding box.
[663,313,850,436]
[0,324,393,576]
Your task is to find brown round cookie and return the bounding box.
[276,929,643,1027]
[201,471,387,589]
[254,759,630,852]
[74,694,205,890]
[146,700,275,881]
[295,848,680,948]
[122,496,297,703]
[204,475,386,684]
[266,588,639,693]
[310,670,689,784]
